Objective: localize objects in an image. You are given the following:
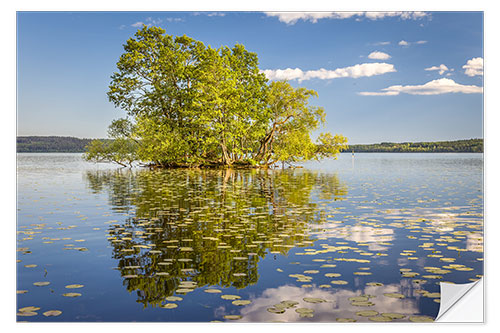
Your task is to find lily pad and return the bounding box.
[33,281,50,287]
[19,306,40,312]
[409,315,434,322]
[161,303,178,309]
[369,316,392,322]
[221,294,241,300]
[336,318,356,322]
[232,300,251,306]
[43,310,62,317]
[366,282,384,286]
[331,280,348,285]
[267,307,285,314]
[382,313,406,319]
[204,289,222,293]
[65,284,84,289]
[17,311,37,317]
[175,288,194,293]
[356,310,379,317]
[62,292,82,297]
[303,297,326,304]
[224,315,242,320]
[166,296,183,301]
[383,293,405,299]
[325,273,341,278]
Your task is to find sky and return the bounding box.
[16,11,484,144]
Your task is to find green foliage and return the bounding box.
[91,25,348,167]
[83,138,138,167]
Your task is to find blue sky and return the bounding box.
[16,11,483,144]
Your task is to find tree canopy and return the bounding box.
[84,26,348,168]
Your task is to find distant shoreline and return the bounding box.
[16,136,483,154]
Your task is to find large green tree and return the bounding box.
[85,25,347,167]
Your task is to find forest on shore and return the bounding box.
[348,139,483,153]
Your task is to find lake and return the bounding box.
[16,153,483,322]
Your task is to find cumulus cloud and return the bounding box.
[359,78,483,96]
[264,11,429,25]
[398,40,409,46]
[463,57,483,77]
[262,63,396,82]
[425,64,449,75]
[368,51,391,60]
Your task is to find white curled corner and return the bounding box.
[435,278,484,322]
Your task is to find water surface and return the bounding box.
[16,153,483,322]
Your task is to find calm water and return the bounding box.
[16,153,483,322]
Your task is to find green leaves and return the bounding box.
[97,25,347,168]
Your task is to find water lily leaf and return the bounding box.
[33,281,50,287]
[303,270,319,274]
[379,313,406,319]
[19,306,40,312]
[409,315,434,322]
[62,293,81,297]
[331,280,348,285]
[175,288,194,293]
[24,264,37,268]
[303,297,326,304]
[369,316,392,322]
[161,303,178,309]
[166,296,183,301]
[349,296,369,302]
[204,289,222,293]
[221,294,241,300]
[325,273,341,278]
[356,310,379,317]
[224,315,242,320]
[267,307,285,314]
[336,318,356,322]
[17,311,37,316]
[232,300,251,306]
[383,293,405,299]
[65,284,84,289]
[43,310,62,317]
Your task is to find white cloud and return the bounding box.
[463,57,483,77]
[374,41,390,46]
[264,11,429,25]
[131,21,145,28]
[263,63,396,82]
[359,78,483,96]
[368,51,391,60]
[425,64,449,75]
[399,40,427,47]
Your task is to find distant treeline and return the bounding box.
[17,136,103,153]
[347,139,483,153]
[17,136,483,153]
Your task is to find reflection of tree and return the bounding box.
[84,168,347,308]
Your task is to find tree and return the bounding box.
[84,118,138,167]
[86,25,348,168]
